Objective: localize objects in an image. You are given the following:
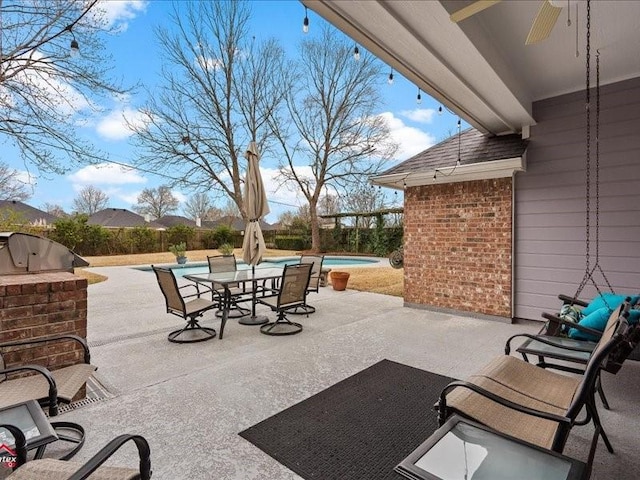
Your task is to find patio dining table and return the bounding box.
[184,267,284,339]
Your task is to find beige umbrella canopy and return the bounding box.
[242,141,270,266]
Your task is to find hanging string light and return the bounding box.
[388,69,394,85]
[302,6,309,33]
[353,45,360,61]
[416,88,422,104]
[438,106,443,115]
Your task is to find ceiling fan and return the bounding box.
[450,0,567,45]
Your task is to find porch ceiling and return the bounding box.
[303,1,640,136]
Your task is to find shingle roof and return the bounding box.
[0,200,57,225]
[156,215,198,228]
[380,128,528,176]
[88,208,165,229]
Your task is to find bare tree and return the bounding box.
[183,192,212,220]
[0,0,128,173]
[0,162,30,200]
[342,184,387,228]
[133,186,179,220]
[42,202,67,217]
[128,1,287,219]
[203,206,224,221]
[72,185,108,215]
[270,27,398,251]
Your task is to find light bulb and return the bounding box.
[388,70,394,85]
[416,89,422,104]
[353,45,360,61]
[70,39,79,57]
[303,7,309,33]
[438,106,443,115]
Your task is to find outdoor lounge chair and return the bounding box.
[0,334,96,417]
[3,425,151,480]
[437,304,633,474]
[507,296,638,409]
[288,254,324,315]
[255,263,312,336]
[206,254,251,319]
[152,265,217,343]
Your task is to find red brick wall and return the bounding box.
[0,272,88,372]
[404,178,512,318]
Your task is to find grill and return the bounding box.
[0,232,89,275]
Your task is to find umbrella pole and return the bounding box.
[238,263,269,326]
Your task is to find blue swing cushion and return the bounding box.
[568,293,640,341]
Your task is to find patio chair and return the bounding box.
[255,263,313,336]
[152,265,217,343]
[437,305,632,473]
[0,334,96,417]
[507,297,638,409]
[206,254,251,319]
[288,254,324,315]
[3,426,151,480]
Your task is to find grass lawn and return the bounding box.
[77,249,404,297]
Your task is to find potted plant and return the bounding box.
[330,271,350,291]
[219,243,234,256]
[169,242,188,264]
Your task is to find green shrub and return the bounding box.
[129,226,157,253]
[211,224,234,248]
[274,235,309,251]
[166,225,195,248]
[49,214,110,255]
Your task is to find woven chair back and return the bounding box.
[207,255,237,273]
[152,266,186,316]
[278,263,312,309]
[564,309,628,423]
[300,255,324,293]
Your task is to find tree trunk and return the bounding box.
[310,204,321,253]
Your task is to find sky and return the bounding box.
[6,0,464,223]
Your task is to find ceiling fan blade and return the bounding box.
[525,0,562,45]
[450,0,501,23]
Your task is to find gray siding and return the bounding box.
[514,77,640,321]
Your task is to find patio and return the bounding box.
[47,265,640,479]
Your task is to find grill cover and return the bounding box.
[0,232,89,274]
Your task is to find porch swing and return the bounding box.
[537,0,639,340]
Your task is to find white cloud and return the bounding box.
[379,112,437,161]
[15,170,37,188]
[96,107,147,141]
[68,163,147,186]
[95,1,148,32]
[400,108,437,124]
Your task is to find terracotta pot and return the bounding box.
[330,271,350,291]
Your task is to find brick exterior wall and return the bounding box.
[0,272,88,376]
[404,178,512,318]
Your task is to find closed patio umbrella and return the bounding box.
[242,141,270,266]
[240,141,270,325]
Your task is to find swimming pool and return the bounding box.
[136,256,381,277]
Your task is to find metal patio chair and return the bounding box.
[255,263,312,336]
[152,265,217,343]
[438,305,633,475]
[3,426,151,480]
[288,254,324,315]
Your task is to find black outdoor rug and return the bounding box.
[628,342,640,361]
[239,359,455,480]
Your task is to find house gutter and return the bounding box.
[370,156,526,189]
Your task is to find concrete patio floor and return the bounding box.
[53,264,640,479]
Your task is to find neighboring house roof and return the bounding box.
[156,215,198,228]
[372,128,528,189]
[0,200,57,225]
[88,208,165,229]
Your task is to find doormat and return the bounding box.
[239,359,455,480]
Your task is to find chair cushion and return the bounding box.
[0,363,97,408]
[568,307,611,341]
[581,293,639,316]
[7,458,139,480]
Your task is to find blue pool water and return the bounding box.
[136,256,379,277]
